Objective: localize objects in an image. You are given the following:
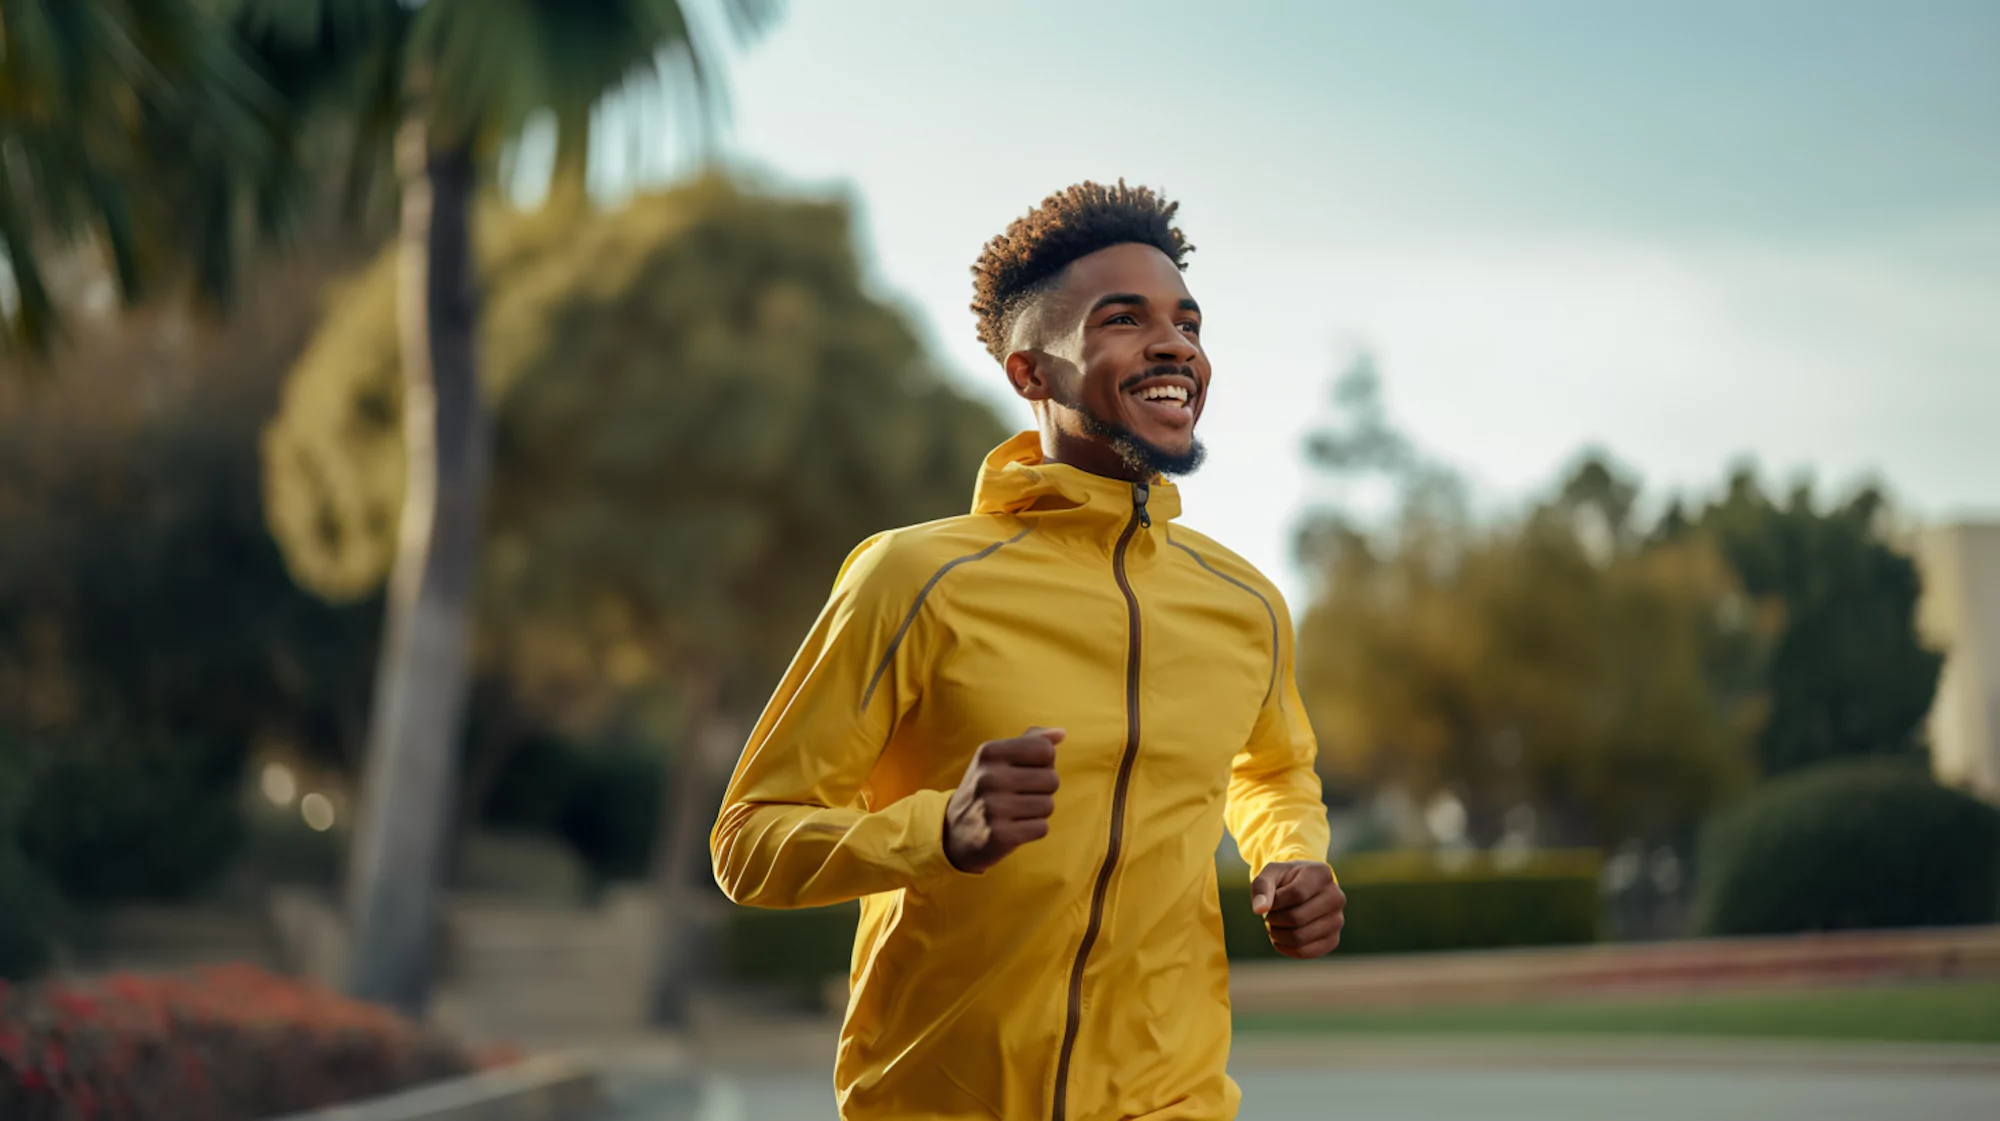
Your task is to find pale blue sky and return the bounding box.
[664,0,1998,598]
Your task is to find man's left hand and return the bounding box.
[1250,861,1345,959]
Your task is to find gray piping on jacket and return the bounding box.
[1166,529,1280,707]
[861,524,1034,711]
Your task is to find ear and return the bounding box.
[1005,350,1054,402]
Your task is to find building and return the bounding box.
[1914,522,2000,801]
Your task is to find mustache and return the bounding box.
[1120,364,1198,392]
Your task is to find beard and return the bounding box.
[1072,400,1207,479]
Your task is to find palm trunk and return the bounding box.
[342,105,487,1017]
[647,667,721,1027]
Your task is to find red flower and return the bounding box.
[47,989,100,1020]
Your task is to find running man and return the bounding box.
[712,181,1344,1120]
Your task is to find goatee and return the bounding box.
[1074,406,1206,478]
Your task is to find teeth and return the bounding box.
[1138,385,1190,404]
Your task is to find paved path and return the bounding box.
[589,1031,2000,1121]
[579,1026,2000,1121]
[598,1066,2000,1121]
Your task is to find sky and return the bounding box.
[661,0,1999,601]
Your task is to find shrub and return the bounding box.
[8,727,243,905]
[0,844,55,982]
[722,850,1604,999]
[723,902,858,1006]
[556,749,666,883]
[1220,849,1603,959]
[483,737,664,884]
[1694,761,2000,936]
[0,965,474,1121]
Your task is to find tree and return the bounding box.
[0,0,284,356]
[1670,470,1942,777]
[1293,360,1767,849]
[226,0,781,1015]
[263,176,1007,1022]
[0,248,383,914]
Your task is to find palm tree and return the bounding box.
[223,0,780,1015]
[6,0,778,1017]
[0,0,282,356]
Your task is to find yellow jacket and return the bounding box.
[712,432,1331,1120]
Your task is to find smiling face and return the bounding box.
[1004,242,1211,480]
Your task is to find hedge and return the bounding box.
[5,727,243,906]
[724,902,860,1005]
[1694,761,2000,936]
[1219,849,1602,960]
[0,965,474,1121]
[0,843,55,982]
[723,849,1603,997]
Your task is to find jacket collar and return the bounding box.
[970,431,1183,541]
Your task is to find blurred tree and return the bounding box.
[222,0,782,1014]
[0,0,286,356]
[263,176,1007,1022]
[0,250,383,909]
[1666,470,1942,776]
[1294,360,1768,849]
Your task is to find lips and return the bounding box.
[1124,370,1199,430]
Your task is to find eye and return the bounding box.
[1179,320,1202,336]
[1104,312,1138,326]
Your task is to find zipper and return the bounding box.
[1052,480,1150,1121]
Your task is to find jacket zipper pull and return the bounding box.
[1133,481,1152,529]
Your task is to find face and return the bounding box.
[1005,242,1210,480]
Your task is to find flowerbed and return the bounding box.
[0,964,474,1121]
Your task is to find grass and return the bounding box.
[1237,982,2000,1044]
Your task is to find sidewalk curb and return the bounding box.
[1231,925,2000,1011]
[1227,1034,2000,1076]
[267,1053,604,1121]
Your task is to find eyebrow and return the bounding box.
[1087,293,1203,316]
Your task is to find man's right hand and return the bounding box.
[942,727,1064,873]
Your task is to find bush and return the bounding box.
[1220,850,1602,959]
[0,844,56,982]
[483,737,663,884]
[1694,761,2000,936]
[722,850,1604,999]
[556,750,665,883]
[0,965,474,1121]
[723,902,859,1005]
[7,727,243,905]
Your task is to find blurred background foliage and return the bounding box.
[1291,359,1944,861]
[0,170,1007,979]
[1695,759,2000,936]
[0,1,1982,1005]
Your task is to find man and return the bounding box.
[711,182,1344,1120]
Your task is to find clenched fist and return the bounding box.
[1250,860,1346,959]
[942,727,1064,873]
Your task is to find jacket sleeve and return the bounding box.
[710,533,961,909]
[1225,591,1334,879]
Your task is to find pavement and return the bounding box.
[577,1022,2000,1121]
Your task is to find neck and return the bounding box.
[1038,421,1151,484]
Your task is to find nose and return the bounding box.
[1145,322,1198,365]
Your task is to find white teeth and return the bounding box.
[1137,385,1191,404]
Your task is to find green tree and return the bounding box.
[263,176,1007,1022]
[0,250,382,927]
[1672,470,1942,776]
[224,0,780,1014]
[0,0,284,355]
[1294,360,1767,849]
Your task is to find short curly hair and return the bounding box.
[970,181,1193,362]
